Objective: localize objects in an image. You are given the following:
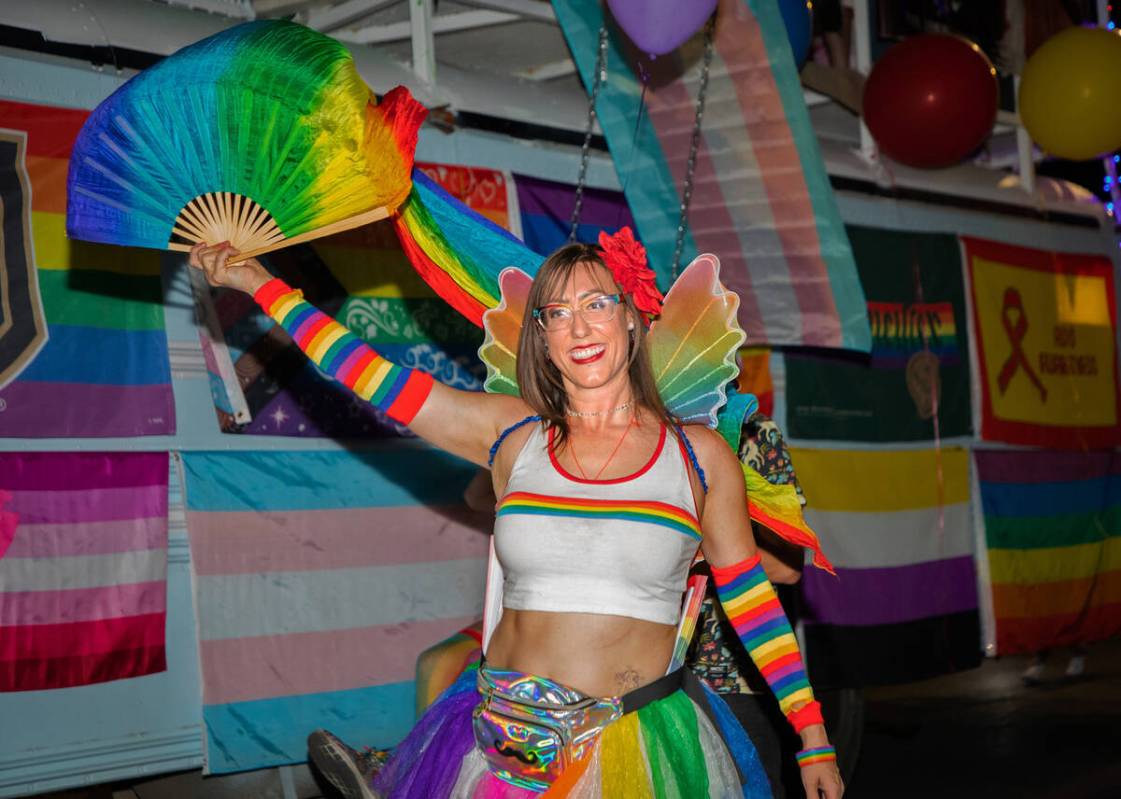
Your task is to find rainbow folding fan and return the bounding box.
[66,20,425,260]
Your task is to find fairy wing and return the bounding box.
[478,267,533,396]
[647,254,746,426]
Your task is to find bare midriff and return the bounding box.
[484,608,677,699]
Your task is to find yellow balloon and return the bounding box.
[1019,27,1121,161]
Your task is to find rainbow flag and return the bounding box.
[0,100,174,438]
[794,447,982,686]
[553,0,869,351]
[0,452,169,692]
[974,450,1121,655]
[181,449,490,773]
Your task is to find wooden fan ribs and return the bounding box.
[168,192,390,263]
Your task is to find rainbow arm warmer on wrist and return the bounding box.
[711,553,824,734]
[254,278,434,425]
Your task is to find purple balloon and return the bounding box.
[607,0,719,56]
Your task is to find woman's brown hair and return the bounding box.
[515,243,676,448]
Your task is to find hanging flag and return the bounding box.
[181,449,490,773]
[514,172,635,253]
[200,163,520,437]
[794,447,981,686]
[786,227,972,441]
[0,100,175,437]
[0,452,169,691]
[974,449,1121,655]
[552,0,870,351]
[963,236,1120,449]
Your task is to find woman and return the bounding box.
[189,238,843,799]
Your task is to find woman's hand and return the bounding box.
[799,724,844,799]
[188,242,272,295]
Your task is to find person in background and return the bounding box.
[1022,645,1088,685]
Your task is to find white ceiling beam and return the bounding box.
[455,0,555,23]
[252,0,321,16]
[410,0,435,84]
[338,9,520,44]
[303,0,403,33]
[513,58,576,81]
[164,0,254,19]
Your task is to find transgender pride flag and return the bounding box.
[554,0,870,351]
[181,448,490,773]
[0,452,169,691]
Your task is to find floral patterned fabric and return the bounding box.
[687,411,803,695]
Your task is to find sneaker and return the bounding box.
[1021,659,1045,686]
[307,729,388,799]
[1064,654,1086,680]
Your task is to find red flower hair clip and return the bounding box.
[597,227,664,320]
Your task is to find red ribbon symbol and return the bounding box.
[996,287,1047,402]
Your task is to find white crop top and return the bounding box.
[491,423,703,626]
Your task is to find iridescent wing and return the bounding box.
[647,254,746,426]
[478,267,533,396]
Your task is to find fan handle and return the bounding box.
[168,194,390,263]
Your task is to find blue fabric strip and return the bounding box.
[202,681,415,774]
[17,325,171,385]
[181,449,478,511]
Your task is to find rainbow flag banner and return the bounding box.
[963,237,1120,449]
[974,449,1121,655]
[553,0,869,351]
[794,447,982,686]
[200,162,521,437]
[0,100,174,438]
[785,227,971,442]
[181,449,490,773]
[0,452,169,692]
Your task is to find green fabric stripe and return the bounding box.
[277,300,308,331]
[368,365,401,406]
[38,269,163,330]
[715,570,768,602]
[743,626,795,653]
[637,691,708,799]
[984,507,1121,550]
[775,677,811,697]
[318,331,354,372]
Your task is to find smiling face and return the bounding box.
[540,261,634,396]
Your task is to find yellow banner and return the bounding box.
[964,237,1119,446]
[789,447,969,513]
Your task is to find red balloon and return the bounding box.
[863,34,998,169]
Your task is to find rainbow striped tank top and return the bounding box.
[493,423,702,626]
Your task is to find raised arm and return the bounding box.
[189,243,529,466]
[690,426,843,799]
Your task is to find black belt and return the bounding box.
[620,667,685,714]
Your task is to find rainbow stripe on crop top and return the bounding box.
[497,492,702,542]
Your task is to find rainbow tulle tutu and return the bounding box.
[370,666,771,798]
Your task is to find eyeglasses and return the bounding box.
[533,294,622,332]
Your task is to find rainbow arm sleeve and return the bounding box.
[253,278,434,425]
[711,553,824,734]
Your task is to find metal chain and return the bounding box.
[569,25,609,242]
[671,17,716,279]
